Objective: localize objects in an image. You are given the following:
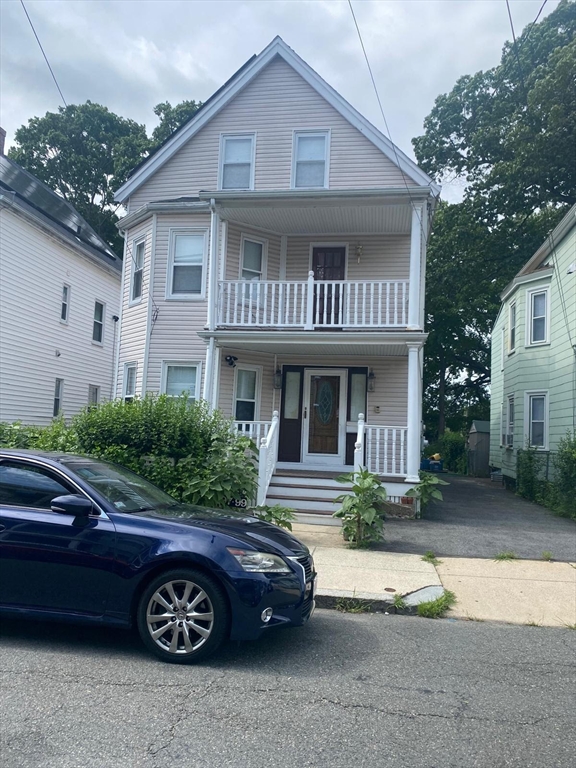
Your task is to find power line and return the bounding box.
[504,0,528,101]
[20,0,67,107]
[518,0,549,54]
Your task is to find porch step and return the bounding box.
[266,470,352,518]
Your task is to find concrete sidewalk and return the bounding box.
[293,523,576,627]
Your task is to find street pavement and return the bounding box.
[1,611,575,768]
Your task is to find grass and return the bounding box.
[421,550,442,566]
[494,551,518,561]
[392,593,407,611]
[541,551,554,561]
[465,614,484,622]
[525,620,542,627]
[335,596,373,614]
[416,590,456,619]
[564,623,576,630]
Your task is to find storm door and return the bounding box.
[312,247,346,325]
[302,369,347,465]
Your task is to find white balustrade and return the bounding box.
[233,421,272,445]
[364,425,407,477]
[257,411,280,505]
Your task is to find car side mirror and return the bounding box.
[51,494,94,517]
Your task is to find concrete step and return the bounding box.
[271,474,352,492]
[265,494,339,514]
[267,484,347,501]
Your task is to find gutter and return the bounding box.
[117,200,211,232]
[197,187,434,207]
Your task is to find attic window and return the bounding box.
[220,134,255,190]
[292,130,329,189]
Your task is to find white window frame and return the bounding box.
[160,361,202,401]
[130,237,145,305]
[218,132,256,191]
[508,301,516,354]
[92,300,105,345]
[123,363,137,402]
[239,234,268,281]
[166,228,208,300]
[291,129,330,190]
[53,378,64,417]
[524,391,549,450]
[88,384,100,407]
[233,365,262,423]
[525,286,550,346]
[60,284,70,324]
[500,328,505,371]
[505,394,515,449]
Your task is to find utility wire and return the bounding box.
[518,0,549,54]
[504,0,528,101]
[20,0,67,107]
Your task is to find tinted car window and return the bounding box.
[0,461,74,509]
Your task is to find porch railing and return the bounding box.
[217,272,408,329]
[355,415,408,477]
[256,411,279,505]
[233,420,272,446]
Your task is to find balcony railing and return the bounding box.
[217,272,408,329]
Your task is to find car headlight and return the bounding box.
[226,547,290,573]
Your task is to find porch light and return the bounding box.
[274,367,282,389]
[367,369,376,392]
[355,243,364,263]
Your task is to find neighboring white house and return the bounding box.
[113,37,439,518]
[0,151,122,425]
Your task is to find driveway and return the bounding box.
[382,475,576,561]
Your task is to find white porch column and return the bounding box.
[407,203,423,330]
[405,342,422,483]
[206,201,220,332]
[202,337,215,403]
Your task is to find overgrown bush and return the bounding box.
[551,432,576,520]
[516,434,576,521]
[333,468,387,547]
[517,447,550,504]
[426,431,467,473]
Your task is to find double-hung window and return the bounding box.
[88,384,100,408]
[123,363,137,402]
[234,367,260,422]
[220,134,255,190]
[162,363,199,401]
[61,284,70,323]
[92,301,105,344]
[241,237,266,281]
[505,395,514,448]
[292,130,329,189]
[527,392,547,449]
[131,240,145,303]
[167,230,207,298]
[527,288,549,345]
[53,378,64,417]
[508,302,516,353]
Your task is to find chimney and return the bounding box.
[0,127,6,156]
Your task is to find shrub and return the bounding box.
[333,467,387,547]
[551,432,576,520]
[252,504,296,531]
[426,431,467,473]
[406,471,449,512]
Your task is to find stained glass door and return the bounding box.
[303,370,347,464]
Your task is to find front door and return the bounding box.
[302,369,347,465]
[312,247,346,325]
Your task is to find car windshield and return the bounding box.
[59,457,178,513]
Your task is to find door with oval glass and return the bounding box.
[302,369,347,465]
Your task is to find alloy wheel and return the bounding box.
[145,579,215,655]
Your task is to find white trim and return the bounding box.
[92,299,106,346]
[165,227,208,300]
[505,393,515,449]
[500,269,553,302]
[53,377,64,417]
[239,233,268,280]
[508,300,516,354]
[60,283,70,324]
[218,132,256,191]
[114,37,436,202]
[129,236,146,306]
[160,360,202,401]
[123,362,137,401]
[291,129,330,190]
[524,390,549,451]
[302,368,347,466]
[279,235,287,280]
[219,220,228,282]
[141,214,157,394]
[525,285,550,347]
[88,384,100,406]
[233,364,263,422]
[500,328,505,372]
[308,242,348,278]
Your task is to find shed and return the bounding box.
[467,421,490,477]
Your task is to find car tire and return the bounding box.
[136,568,229,664]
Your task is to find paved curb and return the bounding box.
[315,584,447,615]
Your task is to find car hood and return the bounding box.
[136,504,309,556]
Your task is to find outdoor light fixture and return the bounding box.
[274,367,282,389]
[355,243,364,263]
[367,369,376,392]
[225,355,238,368]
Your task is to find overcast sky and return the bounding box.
[0,0,560,200]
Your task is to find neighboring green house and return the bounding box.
[490,204,576,481]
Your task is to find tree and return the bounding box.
[413,0,576,437]
[8,101,149,255]
[151,100,202,147]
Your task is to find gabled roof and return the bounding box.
[0,155,121,271]
[114,36,438,203]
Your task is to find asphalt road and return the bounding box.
[382,475,576,561]
[1,610,575,768]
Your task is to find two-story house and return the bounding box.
[0,150,122,424]
[113,37,439,518]
[490,203,576,483]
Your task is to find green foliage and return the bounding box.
[335,596,373,614]
[0,418,78,452]
[151,100,202,146]
[541,551,554,562]
[392,593,407,611]
[426,431,467,473]
[516,434,576,520]
[551,432,576,519]
[251,504,296,531]
[421,551,442,566]
[416,590,456,619]
[494,551,518,561]
[406,471,449,512]
[333,468,387,547]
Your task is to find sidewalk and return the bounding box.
[293,523,576,627]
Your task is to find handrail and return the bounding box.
[256,410,279,505]
[354,413,365,471]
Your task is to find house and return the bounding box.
[489,204,576,484]
[113,37,439,518]
[0,144,122,425]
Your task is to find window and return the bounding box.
[123,363,137,402]
[162,363,198,400]
[61,284,70,323]
[292,131,329,189]
[92,301,105,343]
[527,393,547,449]
[167,230,206,298]
[88,385,100,407]
[508,302,516,352]
[348,372,367,422]
[234,367,260,422]
[131,240,145,302]
[527,288,548,345]
[241,237,266,280]
[53,378,63,417]
[220,134,255,190]
[505,395,514,448]
[500,328,505,371]
[0,460,75,509]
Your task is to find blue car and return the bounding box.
[0,450,316,663]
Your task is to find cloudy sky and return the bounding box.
[0,0,560,199]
